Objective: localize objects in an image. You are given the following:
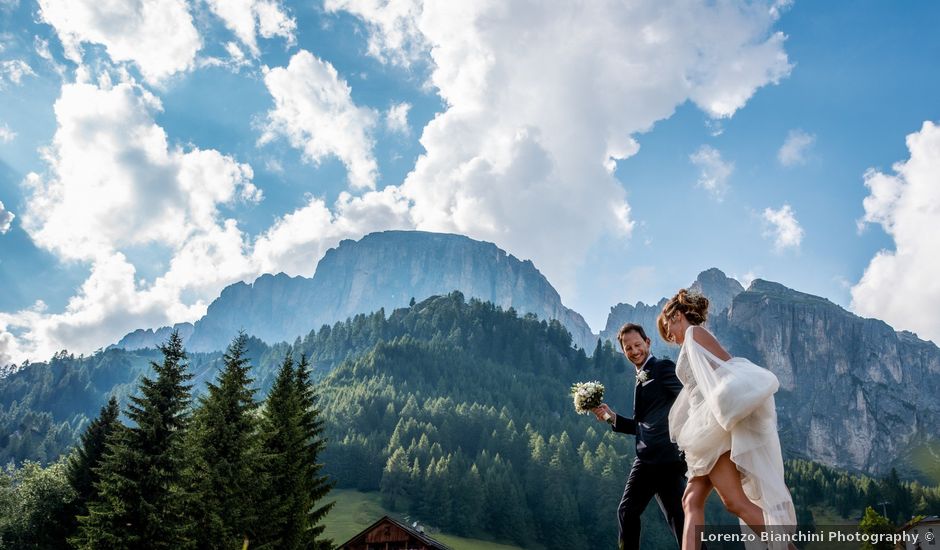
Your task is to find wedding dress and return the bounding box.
[669,326,796,546]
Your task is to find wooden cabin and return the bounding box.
[338,515,452,550]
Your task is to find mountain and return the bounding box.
[115,322,195,350]
[599,268,744,359]
[601,269,940,474]
[116,231,596,352]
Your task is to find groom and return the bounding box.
[593,323,688,550]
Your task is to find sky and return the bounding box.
[1,0,939,364]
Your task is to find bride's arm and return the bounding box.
[690,326,731,362]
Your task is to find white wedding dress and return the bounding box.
[669,326,796,548]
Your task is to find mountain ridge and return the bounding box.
[117,230,596,352]
[602,268,940,474]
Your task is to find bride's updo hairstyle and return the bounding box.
[657,289,710,343]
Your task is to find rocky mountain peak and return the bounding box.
[117,230,596,352]
[689,268,745,315]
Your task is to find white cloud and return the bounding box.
[778,129,815,166]
[224,42,251,68]
[0,122,15,143]
[0,200,13,233]
[327,0,790,295]
[0,253,209,362]
[0,59,35,87]
[37,0,201,83]
[325,0,425,67]
[1,78,264,361]
[205,0,296,57]
[770,0,794,19]
[761,203,803,251]
[1,1,795,362]
[0,330,16,368]
[735,270,759,289]
[691,145,734,200]
[385,102,411,135]
[251,186,412,277]
[852,121,940,343]
[21,80,259,262]
[260,50,379,189]
[3,71,400,362]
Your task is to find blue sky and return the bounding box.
[1,0,939,363]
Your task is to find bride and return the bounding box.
[658,289,796,550]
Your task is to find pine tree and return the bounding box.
[64,396,121,542]
[75,331,193,549]
[255,352,334,549]
[294,353,335,549]
[185,333,260,549]
[255,353,301,548]
[381,446,411,510]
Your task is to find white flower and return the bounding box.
[636,370,649,384]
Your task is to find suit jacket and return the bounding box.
[611,355,684,464]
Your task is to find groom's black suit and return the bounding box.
[611,355,687,550]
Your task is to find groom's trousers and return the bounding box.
[618,458,687,550]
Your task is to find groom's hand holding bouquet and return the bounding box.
[571,380,615,424]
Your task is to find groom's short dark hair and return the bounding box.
[617,323,650,350]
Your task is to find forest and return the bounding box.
[2,293,938,549]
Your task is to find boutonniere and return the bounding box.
[636,369,651,385]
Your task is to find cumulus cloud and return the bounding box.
[2,0,795,362]
[761,203,803,251]
[778,129,815,166]
[691,145,734,200]
[2,78,264,360]
[0,253,210,362]
[4,71,398,362]
[325,0,425,67]
[251,186,412,276]
[852,121,940,343]
[37,0,201,83]
[0,59,35,87]
[385,102,411,135]
[327,0,790,293]
[260,50,379,189]
[0,122,14,143]
[205,0,296,57]
[21,80,259,262]
[0,330,15,368]
[0,200,13,233]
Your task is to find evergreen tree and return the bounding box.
[75,331,193,550]
[255,353,302,548]
[185,333,260,549]
[64,396,121,541]
[255,353,333,550]
[381,446,411,510]
[294,354,335,549]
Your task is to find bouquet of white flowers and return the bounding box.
[570,381,610,421]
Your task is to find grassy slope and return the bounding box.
[323,489,526,550]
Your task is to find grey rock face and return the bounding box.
[689,267,745,316]
[120,231,596,352]
[113,322,195,350]
[602,272,940,474]
[599,268,743,358]
[599,299,671,358]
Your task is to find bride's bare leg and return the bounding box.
[682,476,711,550]
[708,451,765,532]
